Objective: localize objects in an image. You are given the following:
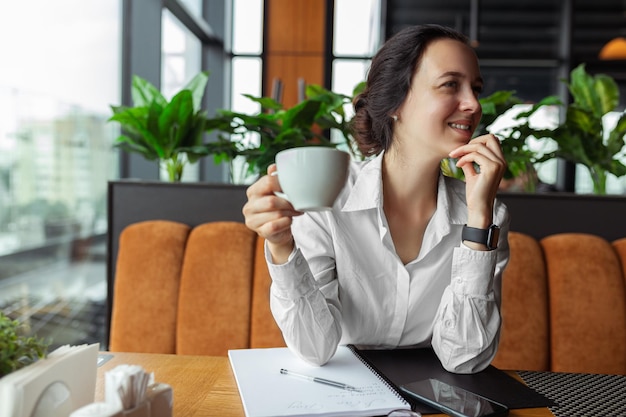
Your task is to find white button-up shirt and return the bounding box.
[267,152,510,374]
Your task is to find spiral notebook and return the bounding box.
[228,346,410,417]
[354,347,556,413]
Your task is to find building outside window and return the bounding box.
[0,1,121,347]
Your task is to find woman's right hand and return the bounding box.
[242,164,303,264]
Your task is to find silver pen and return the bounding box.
[280,368,360,392]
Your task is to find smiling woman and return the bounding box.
[242,24,510,374]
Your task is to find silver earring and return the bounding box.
[392,115,398,121]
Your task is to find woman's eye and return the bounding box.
[473,85,483,95]
[443,81,458,88]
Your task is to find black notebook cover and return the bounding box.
[350,346,556,414]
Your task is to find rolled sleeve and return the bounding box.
[265,243,317,299]
[451,246,498,296]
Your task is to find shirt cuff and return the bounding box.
[450,246,497,295]
[265,242,317,299]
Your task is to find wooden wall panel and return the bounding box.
[264,0,327,107]
[265,56,324,107]
[266,0,326,53]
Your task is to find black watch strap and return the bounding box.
[462,224,500,250]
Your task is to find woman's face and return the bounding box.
[393,38,483,160]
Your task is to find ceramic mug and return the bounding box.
[274,147,350,211]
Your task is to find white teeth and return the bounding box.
[450,123,470,130]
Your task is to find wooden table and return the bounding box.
[96,352,554,416]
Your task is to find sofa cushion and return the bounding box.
[176,222,257,356]
[542,233,626,374]
[492,231,550,371]
[109,220,191,353]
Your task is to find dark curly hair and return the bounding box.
[351,24,471,156]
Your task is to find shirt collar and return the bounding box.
[341,152,384,212]
[342,151,467,223]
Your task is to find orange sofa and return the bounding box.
[109,220,626,375]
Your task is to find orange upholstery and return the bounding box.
[110,223,626,375]
[176,222,258,356]
[542,234,626,374]
[491,232,550,371]
[493,232,626,375]
[109,221,191,353]
[249,236,285,348]
[109,220,285,355]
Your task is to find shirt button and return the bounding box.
[296,256,303,266]
[455,277,463,284]
[303,273,311,281]
[445,320,454,328]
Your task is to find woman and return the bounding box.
[242,24,510,374]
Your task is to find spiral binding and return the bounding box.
[347,344,413,407]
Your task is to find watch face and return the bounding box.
[462,224,500,250]
[487,225,500,250]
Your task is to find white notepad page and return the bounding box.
[228,346,410,417]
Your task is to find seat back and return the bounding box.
[110,220,285,355]
[176,222,258,355]
[492,231,550,371]
[109,220,191,353]
[542,233,626,374]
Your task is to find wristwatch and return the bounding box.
[462,224,500,250]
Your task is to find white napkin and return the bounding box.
[104,365,154,411]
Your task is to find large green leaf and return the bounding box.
[283,100,321,129]
[119,106,164,159]
[241,94,283,112]
[593,74,619,116]
[131,75,167,108]
[114,135,159,160]
[160,90,194,152]
[109,106,149,132]
[147,101,163,143]
[568,64,618,118]
[606,112,626,156]
[183,70,210,112]
[566,106,600,138]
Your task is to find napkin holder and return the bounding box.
[0,343,99,417]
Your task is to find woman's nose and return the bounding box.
[460,90,481,113]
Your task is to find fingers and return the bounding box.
[242,164,302,245]
[450,134,504,160]
[449,134,506,176]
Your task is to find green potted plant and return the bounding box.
[0,312,49,378]
[109,71,214,182]
[205,83,363,182]
[513,64,626,194]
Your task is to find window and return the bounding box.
[230,0,264,183]
[161,8,202,182]
[0,0,121,348]
[330,0,382,145]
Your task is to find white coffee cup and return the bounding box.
[275,147,350,211]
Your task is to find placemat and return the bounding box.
[518,370,626,417]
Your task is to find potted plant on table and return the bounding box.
[0,312,49,378]
[109,71,214,182]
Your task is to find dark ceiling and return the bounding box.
[385,0,626,105]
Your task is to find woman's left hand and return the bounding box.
[448,134,506,228]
